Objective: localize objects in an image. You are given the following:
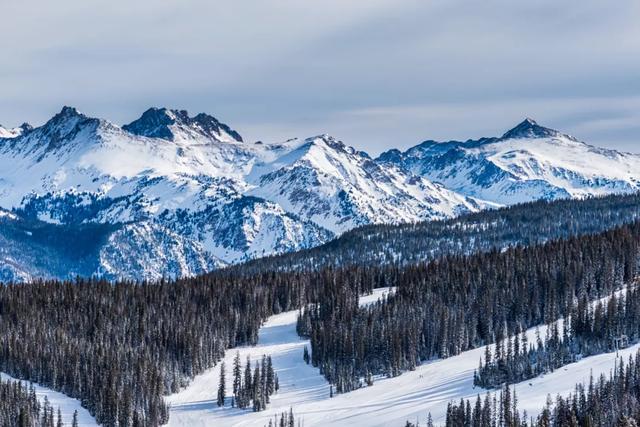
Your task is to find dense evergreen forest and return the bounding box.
[298,223,640,392]
[446,349,640,426]
[0,274,310,426]
[2,194,640,425]
[234,193,640,274]
[0,377,74,427]
[475,287,640,389]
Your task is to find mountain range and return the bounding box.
[1,108,639,282]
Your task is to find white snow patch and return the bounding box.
[167,288,632,426]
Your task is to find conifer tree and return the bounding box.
[217,361,226,407]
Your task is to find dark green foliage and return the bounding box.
[232,355,277,411]
[217,361,226,407]
[445,385,523,427]
[232,193,640,274]
[0,377,63,427]
[0,274,305,426]
[450,350,640,426]
[302,222,640,392]
[265,407,296,427]
[476,287,640,389]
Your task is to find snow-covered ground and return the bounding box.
[0,372,97,426]
[167,287,634,426]
[166,287,394,426]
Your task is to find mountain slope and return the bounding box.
[379,118,640,205]
[1,110,639,282]
[0,107,332,280]
[248,135,483,233]
[0,107,479,281]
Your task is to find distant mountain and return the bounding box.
[378,118,640,205]
[0,123,32,139]
[0,107,483,281]
[1,108,639,281]
[247,134,482,233]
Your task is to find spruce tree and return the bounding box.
[217,361,226,407]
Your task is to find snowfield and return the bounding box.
[166,287,394,426]
[0,372,97,426]
[168,287,633,426]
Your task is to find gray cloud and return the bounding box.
[1,0,638,155]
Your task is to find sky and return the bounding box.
[1,0,639,155]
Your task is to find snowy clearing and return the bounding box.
[0,372,97,426]
[166,287,394,426]
[167,287,631,426]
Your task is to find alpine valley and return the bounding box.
[1,108,639,282]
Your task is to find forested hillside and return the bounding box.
[0,377,69,427]
[445,349,640,426]
[298,222,640,392]
[475,286,640,389]
[1,195,640,426]
[234,193,640,274]
[0,275,310,426]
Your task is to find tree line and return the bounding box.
[298,222,640,392]
[0,376,79,427]
[232,193,640,274]
[0,272,308,426]
[446,349,640,426]
[475,286,640,389]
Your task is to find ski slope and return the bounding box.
[166,287,394,426]
[167,288,632,426]
[0,372,97,426]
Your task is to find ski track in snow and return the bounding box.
[167,287,634,426]
[0,372,97,426]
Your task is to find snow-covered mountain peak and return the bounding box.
[123,107,243,143]
[4,109,638,282]
[0,106,110,158]
[42,106,101,133]
[0,123,32,139]
[307,134,370,158]
[501,117,568,140]
[379,119,640,206]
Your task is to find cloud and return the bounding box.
[1,0,638,153]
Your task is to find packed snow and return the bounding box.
[0,372,97,426]
[166,287,394,426]
[167,287,632,426]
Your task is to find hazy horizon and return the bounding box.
[2,0,639,155]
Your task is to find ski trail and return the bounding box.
[166,287,394,426]
[167,287,632,426]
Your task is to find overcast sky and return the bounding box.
[1,0,639,155]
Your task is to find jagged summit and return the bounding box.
[123,107,243,142]
[501,118,563,140]
[57,105,83,117]
[1,107,639,282]
[41,106,99,131]
[19,123,34,133]
[0,122,33,139]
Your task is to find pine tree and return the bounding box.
[266,356,275,398]
[303,346,310,364]
[72,410,79,427]
[217,361,226,407]
[252,362,262,411]
[233,351,242,407]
